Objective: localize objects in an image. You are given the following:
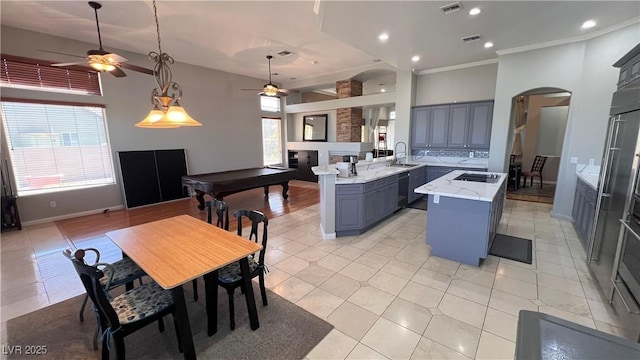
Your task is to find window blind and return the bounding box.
[0,54,102,96]
[260,95,281,112]
[1,101,115,195]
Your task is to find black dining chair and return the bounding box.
[63,248,146,350]
[192,199,229,301]
[522,155,548,188]
[218,210,269,330]
[69,250,182,360]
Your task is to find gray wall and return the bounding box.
[1,26,271,223]
[488,23,640,219]
[415,62,498,106]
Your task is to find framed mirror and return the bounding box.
[303,114,328,142]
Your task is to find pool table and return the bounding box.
[182,167,298,210]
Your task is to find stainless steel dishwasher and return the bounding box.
[398,172,409,209]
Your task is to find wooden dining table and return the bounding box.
[105,215,263,360]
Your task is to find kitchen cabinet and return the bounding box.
[617,51,640,89]
[336,175,398,236]
[572,177,597,249]
[288,150,318,182]
[411,101,493,150]
[408,166,426,204]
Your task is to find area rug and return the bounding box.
[6,286,333,359]
[489,233,533,264]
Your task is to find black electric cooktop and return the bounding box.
[454,173,500,183]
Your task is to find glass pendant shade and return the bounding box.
[263,84,278,96]
[151,105,202,127]
[135,108,178,128]
[90,62,116,72]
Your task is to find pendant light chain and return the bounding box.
[152,0,162,55]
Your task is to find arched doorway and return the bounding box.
[507,87,572,204]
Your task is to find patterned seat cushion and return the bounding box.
[110,282,173,324]
[100,257,146,287]
[218,257,259,283]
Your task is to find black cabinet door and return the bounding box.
[155,149,188,201]
[118,151,161,208]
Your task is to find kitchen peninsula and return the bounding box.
[414,170,507,266]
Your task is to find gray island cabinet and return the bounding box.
[415,170,507,266]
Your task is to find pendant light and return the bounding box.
[136,0,201,128]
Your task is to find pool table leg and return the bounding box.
[194,190,206,210]
[263,186,269,198]
[281,181,289,199]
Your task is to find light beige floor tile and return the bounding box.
[307,329,358,360]
[398,281,444,308]
[382,297,433,334]
[411,268,452,292]
[380,236,411,249]
[270,276,314,303]
[446,279,492,305]
[535,242,572,256]
[423,315,481,359]
[1,281,46,306]
[273,256,309,275]
[263,267,291,288]
[0,293,49,321]
[488,289,538,316]
[336,246,366,261]
[535,260,579,281]
[264,249,291,265]
[361,317,421,360]
[455,265,495,288]
[475,331,515,360]
[537,273,584,297]
[594,320,632,339]
[381,260,420,280]
[587,298,623,326]
[478,256,499,273]
[328,301,379,341]
[0,262,42,289]
[493,275,537,299]
[266,235,291,249]
[320,273,362,300]
[278,240,309,255]
[295,247,331,262]
[496,262,537,284]
[535,250,575,267]
[394,249,428,267]
[410,337,470,360]
[354,251,389,270]
[279,228,308,240]
[482,308,518,342]
[369,271,409,295]
[422,256,460,276]
[368,243,402,258]
[346,343,389,360]
[438,293,487,329]
[317,253,352,272]
[294,264,336,287]
[538,305,595,328]
[296,288,344,319]
[339,262,378,282]
[348,286,396,315]
[538,286,591,318]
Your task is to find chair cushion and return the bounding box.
[218,257,259,283]
[100,257,146,288]
[111,282,173,324]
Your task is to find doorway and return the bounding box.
[507,89,572,204]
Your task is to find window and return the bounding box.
[1,100,115,195]
[262,118,282,166]
[260,95,281,112]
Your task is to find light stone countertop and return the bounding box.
[414,169,507,202]
[576,164,600,190]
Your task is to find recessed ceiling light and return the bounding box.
[581,20,596,29]
[373,59,382,63]
[411,55,420,62]
[311,60,318,64]
[289,77,297,80]
[378,33,389,41]
[484,42,494,48]
[469,8,481,15]
[381,89,386,93]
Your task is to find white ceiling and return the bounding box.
[1,1,639,94]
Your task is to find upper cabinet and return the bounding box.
[411,100,493,150]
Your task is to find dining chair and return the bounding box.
[63,248,146,350]
[69,250,183,360]
[508,155,522,190]
[522,155,548,188]
[218,210,269,330]
[193,199,229,301]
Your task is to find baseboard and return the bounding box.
[21,205,124,227]
[551,211,573,222]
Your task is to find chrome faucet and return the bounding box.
[394,141,407,165]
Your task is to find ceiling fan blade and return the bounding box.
[103,53,127,64]
[118,62,154,75]
[38,50,86,59]
[241,88,263,91]
[52,62,86,67]
[110,67,127,78]
[276,91,289,97]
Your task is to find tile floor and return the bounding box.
[0,199,631,359]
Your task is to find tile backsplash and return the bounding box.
[412,149,490,158]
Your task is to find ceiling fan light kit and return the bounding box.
[136,0,201,128]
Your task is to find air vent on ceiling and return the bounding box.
[277,50,293,57]
[440,2,462,14]
[462,34,482,43]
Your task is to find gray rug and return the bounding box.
[6,284,333,359]
[489,233,533,264]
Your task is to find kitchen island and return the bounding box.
[415,170,507,266]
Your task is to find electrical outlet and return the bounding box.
[570,157,578,164]
[589,158,595,166]
[469,152,474,158]
[50,201,56,208]
[434,195,440,204]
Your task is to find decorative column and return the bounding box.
[336,79,363,142]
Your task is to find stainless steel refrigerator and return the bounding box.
[588,52,640,342]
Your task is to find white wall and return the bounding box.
[1,26,270,222]
[415,63,498,106]
[289,110,337,142]
[489,23,640,219]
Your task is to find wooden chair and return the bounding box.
[508,155,522,190]
[192,199,229,301]
[521,155,548,188]
[63,248,146,350]
[218,210,269,330]
[69,250,182,360]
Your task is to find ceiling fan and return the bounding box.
[241,55,289,97]
[43,1,153,78]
